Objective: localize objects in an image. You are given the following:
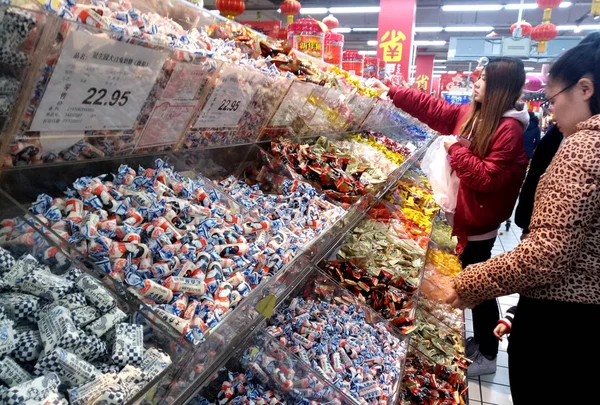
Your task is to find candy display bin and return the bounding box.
[0,192,191,405]
[400,346,469,405]
[263,265,409,405]
[184,327,356,405]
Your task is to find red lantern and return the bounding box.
[280,0,301,25]
[322,15,339,30]
[510,20,533,38]
[215,0,245,20]
[536,0,562,21]
[531,22,558,53]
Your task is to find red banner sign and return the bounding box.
[414,54,435,93]
[376,0,416,82]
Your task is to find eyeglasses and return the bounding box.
[546,83,575,104]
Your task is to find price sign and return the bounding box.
[194,65,258,128]
[30,30,167,132]
[136,100,198,148]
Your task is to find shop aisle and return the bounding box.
[467,221,522,405]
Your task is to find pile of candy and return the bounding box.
[426,248,462,278]
[270,137,401,203]
[0,246,172,404]
[399,354,468,405]
[412,310,468,372]
[430,221,457,251]
[0,159,344,343]
[418,279,464,333]
[0,7,36,127]
[337,218,424,287]
[191,338,343,405]
[322,261,417,333]
[268,296,405,404]
[353,132,413,166]
[385,176,438,237]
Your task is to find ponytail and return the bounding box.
[549,32,600,115]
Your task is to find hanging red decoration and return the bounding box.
[510,20,533,38]
[531,22,558,53]
[536,0,562,21]
[215,0,245,20]
[280,0,301,25]
[322,15,339,30]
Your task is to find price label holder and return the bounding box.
[136,100,199,149]
[307,88,346,133]
[161,60,221,100]
[267,81,315,129]
[346,93,376,129]
[194,64,258,129]
[29,30,168,132]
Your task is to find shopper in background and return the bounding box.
[522,111,541,160]
[382,57,529,376]
[446,33,600,404]
[514,123,563,236]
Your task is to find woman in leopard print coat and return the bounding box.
[446,34,600,403]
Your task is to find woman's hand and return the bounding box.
[445,287,467,309]
[443,136,459,151]
[366,78,389,94]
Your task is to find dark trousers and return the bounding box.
[509,296,600,404]
[460,238,499,358]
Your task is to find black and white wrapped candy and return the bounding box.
[34,348,100,386]
[13,329,43,362]
[0,373,65,405]
[112,323,144,367]
[37,305,81,353]
[0,246,15,271]
[0,356,32,387]
[0,292,40,320]
[76,274,115,313]
[0,319,17,356]
[71,306,99,328]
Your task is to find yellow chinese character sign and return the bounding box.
[379,30,407,63]
[416,74,430,92]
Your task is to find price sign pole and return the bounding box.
[30,30,167,132]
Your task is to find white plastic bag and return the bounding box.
[420,137,460,213]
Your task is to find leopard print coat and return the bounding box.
[454,115,600,308]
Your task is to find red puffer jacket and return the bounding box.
[389,86,529,252]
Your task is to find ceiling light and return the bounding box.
[367,40,378,46]
[464,71,473,74]
[524,67,535,71]
[504,3,538,9]
[506,1,571,9]
[332,28,351,33]
[415,26,444,32]
[574,26,582,33]
[434,59,447,63]
[209,9,220,15]
[442,4,503,11]
[447,70,457,74]
[329,6,380,13]
[299,8,328,14]
[445,26,494,32]
[358,50,377,56]
[414,40,447,46]
[557,24,600,30]
[352,28,379,32]
[433,74,441,78]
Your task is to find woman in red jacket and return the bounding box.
[387,57,529,376]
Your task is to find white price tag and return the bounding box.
[194,65,258,128]
[30,30,167,132]
[406,142,417,153]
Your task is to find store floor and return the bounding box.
[467,221,522,405]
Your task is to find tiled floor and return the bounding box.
[467,218,522,405]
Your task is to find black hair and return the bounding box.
[528,111,539,124]
[549,32,600,115]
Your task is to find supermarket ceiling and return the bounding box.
[204,0,599,69]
